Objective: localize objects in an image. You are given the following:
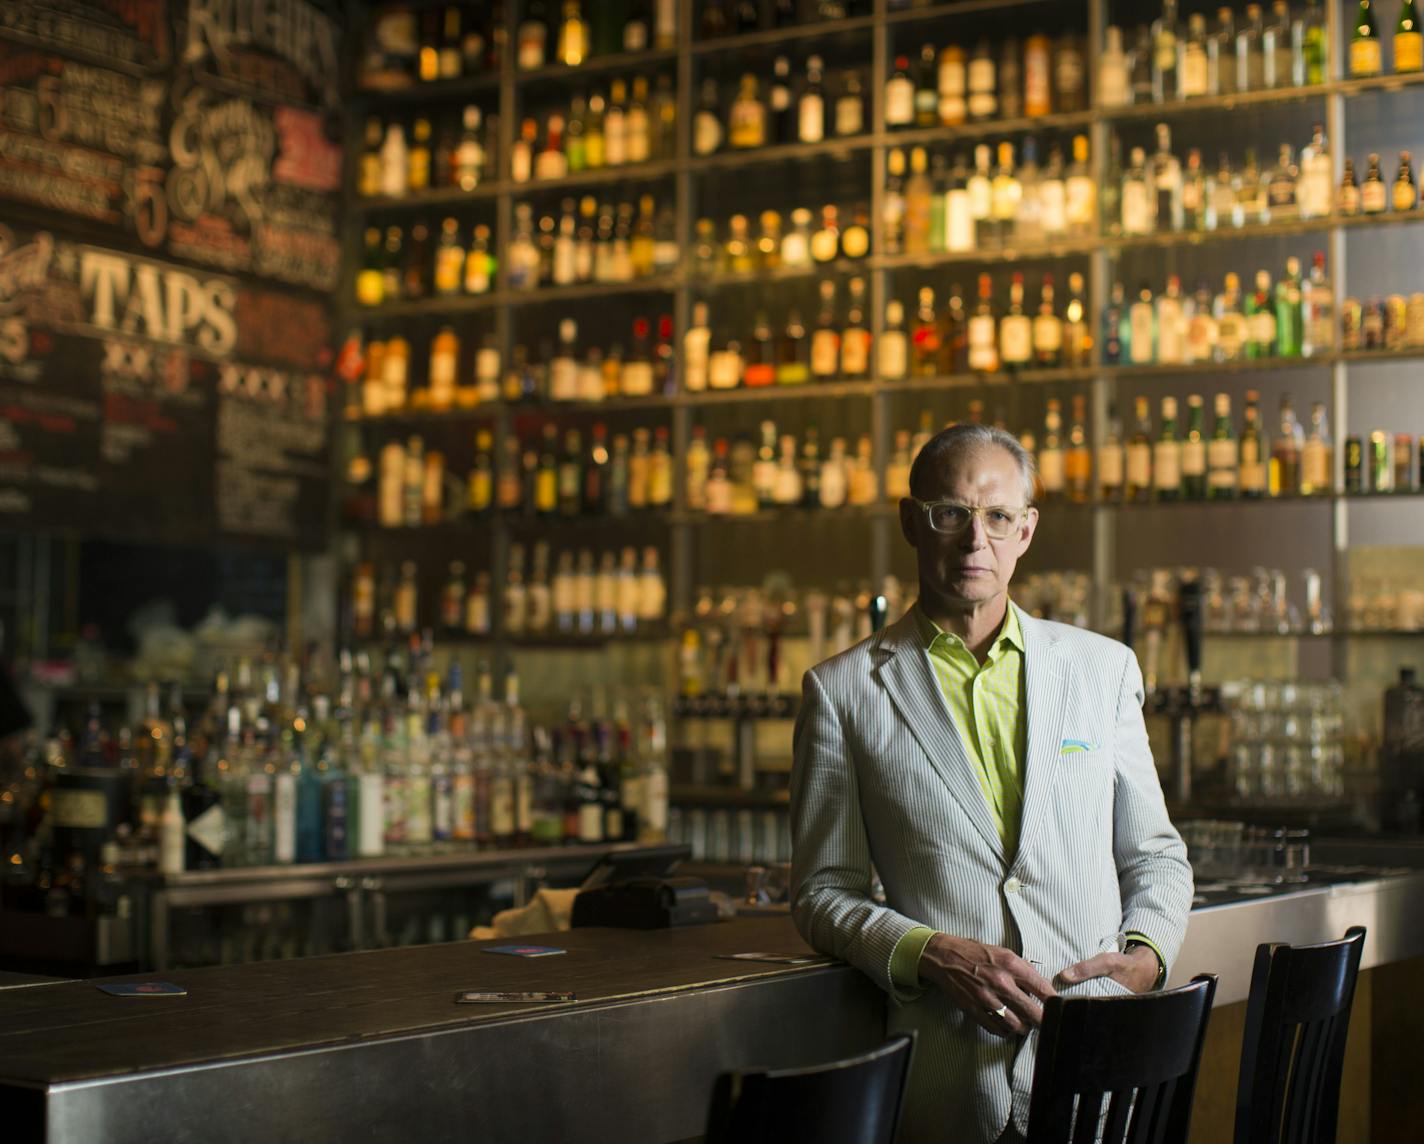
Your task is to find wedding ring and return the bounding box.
[990,1005,1009,1019]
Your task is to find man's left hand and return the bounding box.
[1056,945,1160,994]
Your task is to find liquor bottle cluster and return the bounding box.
[693,54,868,155]
[882,136,1097,256]
[53,657,670,878]
[683,421,879,515]
[349,327,501,417]
[511,315,676,403]
[1103,254,1336,366]
[507,194,678,290]
[682,281,873,391]
[884,31,1087,130]
[879,272,1093,378]
[516,0,677,69]
[1109,125,1422,236]
[510,77,678,182]
[1348,0,1423,76]
[355,220,497,307]
[1098,1,1328,107]
[359,4,504,89]
[1099,390,1332,501]
[504,541,667,636]
[371,419,675,529]
[691,203,871,276]
[359,107,498,200]
[1343,426,1424,493]
[353,560,493,637]
[1340,290,1424,350]
[699,0,869,40]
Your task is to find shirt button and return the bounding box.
[1004,877,1022,895]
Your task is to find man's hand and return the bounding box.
[917,933,1057,1037]
[1057,945,1160,994]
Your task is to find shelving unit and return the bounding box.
[340,0,1424,700]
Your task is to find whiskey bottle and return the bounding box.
[1125,397,1153,503]
[811,280,841,379]
[1206,392,1238,499]
[1098,406,1125,501]
[1032,275,1063,367]
[1153,396,1183,501]
[1239,389,1268,497]
[967,274,999,373]
[1065,395,1092,503]
[1181,394,1207,499]
[842,277,872,378]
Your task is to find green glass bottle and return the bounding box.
[1398,0,1423,72]
[1274,256,1303,358]
[1207,393,1238,500]
[1351,1,1382,77]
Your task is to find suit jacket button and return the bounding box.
[1003,877,1022,894]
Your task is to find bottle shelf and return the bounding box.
[882,0,1062,25]
[684,379,877,405]
[514,47,679,86]
[1108,208,1424,251]
[687,133,876,172]
[356,182,508,212]
[503,510,674,530]
[1104,347,1424,380]
[691,258,872,288]
[507,276,681,305]
[670,504,891,525]
[509,158,681,195]
[347,396,678,424]
[690,14,878,55]
[354,72,501,104]
[359,293,503,319]
[885,365,1098,389]
[874,237,1098,270]
[883,109,1095,149]
[1100,70,1424,124]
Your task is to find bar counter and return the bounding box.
[4,872,1424,1144]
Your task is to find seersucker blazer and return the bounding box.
[790,602,1194,1144]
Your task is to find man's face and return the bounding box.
[898,445,1038,610]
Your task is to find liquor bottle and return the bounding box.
[1063,272,1090,366]
[1129,282,1156,364]
[1352,2,1382,76]
[1024,32,1052,117]
[1032,275,1062,367]
[1098,406,1125,501]
[356,228,385,307]
[967,41,996,120]
[1262,0,1293,87]
[1035,399,1064,501]
[999,37,1022,119]
[1102,280,1126,364]
[1275,257,1304,357]
[1152,396,1183,501]
[800,56,827,143]
[1270,393,1304,495]
[1122,147,1153,235]
[683,301,711,392]
[811,280,841,380]
[1267,144,1299,221]
[1237,3,1267,89]
[1156,275,1187,364]
[1362,153,1388,213]
[911,286,941,376]
[1215,272,1248,361]
[1125,396,1154,502]
[1099,26,1130,107]
[1130,25,1154,103]
[777,308,809,384]
[1302,252,1335,357]
[1055,32,1086,112]
[914,43,939,127]
[359,118,383,198]
[1186,280,1218,363]
[729,75,766,149]
[886,56,915,128]
[1063,396,1091,503]
[1213,7,1239,94]
[1399,0,1424,72]
[763,55,794,144]
[968,274,999,373]
[1181,13,1210,97]
[880,300,909,380]
[556,1,588,67]
[837,68,865,136]
[989,142,1020,248]
[1206,392,1238,498]
[1038,144,1067,239]
[842,277,872,377]
[968,143,994,248]
[1153,123,1183,231]
[939,43,967,125]
[1152,0,1181,102]
[693,79,722,156]
[407,118,432,192]
[1300,402,1334,495]
[941,286,969,375]
[1394,152,1417,212]
[1298,125,1332,219]
[1246,269,1277,357]
[1239,389,1268,496]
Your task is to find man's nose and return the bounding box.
[959,515,989,548]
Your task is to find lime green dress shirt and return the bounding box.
[886,603,1165,989]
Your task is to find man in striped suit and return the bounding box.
[791,424,1193,1144]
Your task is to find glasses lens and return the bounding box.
[982,508,1020,539]
[928,504,971,532]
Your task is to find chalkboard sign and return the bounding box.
[0,0,341,549]
[0,223,329,549]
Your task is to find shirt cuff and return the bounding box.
[890,925,939,989]
[1124,931,1167,989]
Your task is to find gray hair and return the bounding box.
[908,423,1037,504]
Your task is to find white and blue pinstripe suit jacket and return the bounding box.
[790,602,1194,1144]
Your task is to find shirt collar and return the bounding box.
[914,601,1023,658]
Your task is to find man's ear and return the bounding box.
[899,498,918,548]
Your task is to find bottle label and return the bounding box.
[1126,443,1151,489]
[1217,313,1246,357]
[967,315,997,371]
[811,330,840,376]
[492,779,516,836]
[799,95,824,144]
[1208,439,1238,486]
[1038,181,1066,235]
[274,773,296,863]
[1122,182,1151,234]
[1249,309,1277,347]
[1182,45,1208,95]
[1398,32,1424,72]
[1033,315,1062,353]
[1182,440,1206,477]
[1098,445,1124,488]
[885,77,914,125]
[841,329,870,375]
[1153,442,1181,489]
[1038,451,1065,492]
[878,333,908,379]
[358,773,385,855]
[186,803,227,858]
[1351,39,1382,76]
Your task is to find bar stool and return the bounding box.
[1025,974,1218,1144]
[1234,925,1366,1144]
[702,1032,916,1144]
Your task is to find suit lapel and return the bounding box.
[872,613,1005,860]
[1014,605,1068,867]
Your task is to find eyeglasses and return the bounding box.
[911,499,1030,539]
